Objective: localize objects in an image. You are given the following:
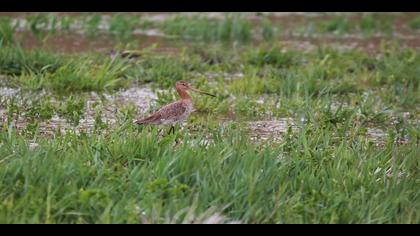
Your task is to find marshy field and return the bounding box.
[0,12,419,224]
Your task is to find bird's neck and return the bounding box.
[176,87,192,101]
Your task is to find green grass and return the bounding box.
[2,40,418,110]
[359,14,393,35]
[0,113,418,223]
[1,13,404,46]
[0,45,141,93]
[318,17,353,35]
[108,13,140,41]
[25,14,57,39]
[0,44,65,76]
[84,14,102,38]
[245,46,299,68]
[294,14,395,36]
[59,16,75,32]
[160,14,253,43]
[0,13,419,224]
[261,16,277,42]
[15,56,131,93]
[409,16,420,30]
[0,17,15,45]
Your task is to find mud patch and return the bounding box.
[7,13,420,55]
[103,86,159,115]
[193,72,244,81]
[248,118,298,142]
[0,87,20,123]
[0,87,20,97]
[247,118,414,147]
[278,35,420,55]
[14,31,177,54]
[1,86,159,137]
[366,128,387,147]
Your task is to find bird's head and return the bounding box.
[176,81,216,97]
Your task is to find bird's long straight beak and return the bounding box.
[190,87,216,97]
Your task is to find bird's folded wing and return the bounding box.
[138,113,160,124]
[136,101,187,124]
[157,101,188,120]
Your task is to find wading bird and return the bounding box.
[135,81,216,134]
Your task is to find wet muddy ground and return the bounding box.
[248,118,298,142]
[1,12,419,145]
[3,85,416,146]
[13,31,178,55]
[12,31,420,57]
[1,13,419,225]
[0,86,158,136]
[2,12,419,54]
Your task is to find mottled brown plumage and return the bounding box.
[135,81,215,131]
[135,100,191,125]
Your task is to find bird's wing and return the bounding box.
[135,101,187,124]
[135,113,159,124]
[156,101,188,120]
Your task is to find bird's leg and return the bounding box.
[168,125,175,135]
[174,124,182,145]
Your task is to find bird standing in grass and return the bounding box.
[135,81,216,134]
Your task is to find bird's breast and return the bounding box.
[174,102,193,124]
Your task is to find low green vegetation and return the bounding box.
[0,13,419,224]
[3,12,418,46]
[294,14,395,36]
[16,58,131,93]
[261,16,277,41]
[0,44,65,76]
[409,16,420,30]
[359,14,394,34]
[160,14,254,43]
[0,17,15,45]
[108,13,141,41]
[84,14,102,38]
[0,119,418,223]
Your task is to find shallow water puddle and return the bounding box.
[104,86,158,111]
[1,86,159,136]
[247,118,415,147]
[0,87,20,97]
[73,86,158,133]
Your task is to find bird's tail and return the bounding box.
[134,119,145,125]
[134,113,159,125]
[134,117,153,125]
